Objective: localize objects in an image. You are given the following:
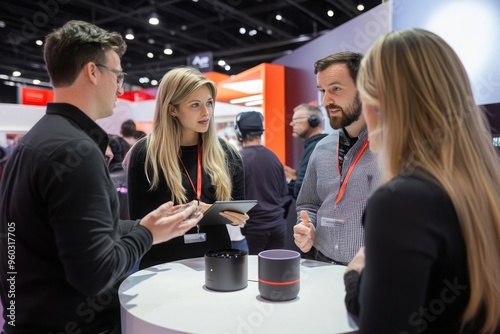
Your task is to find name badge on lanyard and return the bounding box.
[178,142,207,244]
[184,230,207,244]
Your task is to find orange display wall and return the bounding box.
[206,63,286,164]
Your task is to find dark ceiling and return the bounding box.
[0,0,382,89]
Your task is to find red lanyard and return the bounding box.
[177,142,202,200]
[335,139,369,204]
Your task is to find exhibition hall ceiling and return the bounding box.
[0,0,382,89]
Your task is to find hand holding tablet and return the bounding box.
[198,200,258,226]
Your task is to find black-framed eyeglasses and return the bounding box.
[95,64,127,88]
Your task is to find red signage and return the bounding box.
[21,87,54,106]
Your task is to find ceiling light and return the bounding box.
[148,38,155,44]
[147,52,154,58]
[139,77,150,84]
[275,14,282,21]
[149,12,159,25]
[357,4,365,11]
[218,60,226,66]
[266,29,273,35]
[245,100,263,107]
[125,28,134,40]
[224,65,231,71]
[151,80,158,86]
[33,79,41,85]
[230,94,263,104]
[249,30,257,36]
[327,10,334,17]
[164,44,173,55]
[222,79,262,94]
[12,71,21,77]
[239,27,246,34]
[35,40,43,46]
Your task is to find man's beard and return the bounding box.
[327,93,362,130]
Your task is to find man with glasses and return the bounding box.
[0,20,202,334]
[284,103,327,199]
[95,64,127,88]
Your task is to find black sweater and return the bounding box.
[0,103,152,334]
[127,138,245,269]
[240,145,289,228]
[345,173,497,333]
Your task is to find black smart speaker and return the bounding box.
[205,249,248,292]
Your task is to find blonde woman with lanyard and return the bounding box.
[127,66,248,269]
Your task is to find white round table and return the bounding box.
[119,255,359,334]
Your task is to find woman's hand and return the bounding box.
[199,201,249,227]
[220,210,249,227]
[346,246,365,274]
[199,201,211,214]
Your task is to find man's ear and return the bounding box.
[85,62,99,86]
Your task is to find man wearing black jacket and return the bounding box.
[0,20,201,334]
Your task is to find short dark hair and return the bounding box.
[120,119,136,137]
[44,20,126,87]
[314,51,363,83]
[242,132,263,142]
[108,134,131,164]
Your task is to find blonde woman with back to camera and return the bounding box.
[344,29,500,333]
[127,66,248,269]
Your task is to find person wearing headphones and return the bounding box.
[285,103,327,199]
[235,111,290,254]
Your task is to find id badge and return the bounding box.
[184,233,207,244]
[320,217,345,228]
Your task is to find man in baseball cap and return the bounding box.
[234,111,291,254]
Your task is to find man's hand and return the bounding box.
[284,165,297,181]
[293,210,315,252]
[140,201,202,245]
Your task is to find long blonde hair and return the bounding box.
[358,28,500,332]
[145,66,237,203]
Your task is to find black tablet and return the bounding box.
[198,200,258,226]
